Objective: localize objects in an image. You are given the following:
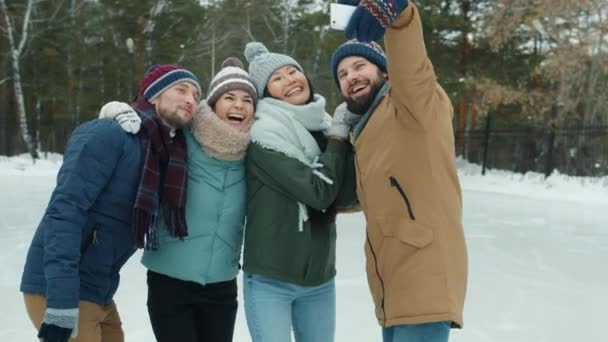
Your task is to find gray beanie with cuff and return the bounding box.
[244,42,303,97]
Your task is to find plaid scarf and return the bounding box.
[132,96,189,249]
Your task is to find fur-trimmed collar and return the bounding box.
[189,100,252,161]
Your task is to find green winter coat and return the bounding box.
[242,95,356,286]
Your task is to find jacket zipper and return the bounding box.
[389,176,416,221]
[366,231,386,325]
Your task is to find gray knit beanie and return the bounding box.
[244,42,303,97]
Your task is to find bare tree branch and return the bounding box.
[478,0,608,126]
[241,23,255,41]
[241,6,256,41]
[0,77,11,86]
[47,0,67,22]
[263,16,279,42]
[17,0,34,55]
[0,0,38,158]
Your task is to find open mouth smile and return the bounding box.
[349,82,369,97]
[285,86,303,97]
[226,113,246,124]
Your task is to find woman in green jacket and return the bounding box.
[242,42,356,342]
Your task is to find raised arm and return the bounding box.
[385,3,449,128]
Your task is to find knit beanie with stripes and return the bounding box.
[139,64,202,102]
[206,58,257,108]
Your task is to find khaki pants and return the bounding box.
[24,293,124,342]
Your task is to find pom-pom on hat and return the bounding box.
[244,42,303,96]
[139,64,202,102]
[330,39,387,88]
[206,57,257,108]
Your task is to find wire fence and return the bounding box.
[455,121,608,177]
[2,118,608,177]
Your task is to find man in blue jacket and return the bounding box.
[20,64,201,342]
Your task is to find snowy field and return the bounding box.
[1,154,607,341]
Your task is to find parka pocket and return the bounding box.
[376,216,433,249]
[80,224,98,258]
[389,176,415,221]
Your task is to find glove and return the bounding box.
[324,102,352,140]
[344,0,409,42]
[99,101,141,134]
[38,307,79,342]
[38,323,73,342]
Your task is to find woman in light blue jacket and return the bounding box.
[101,58,256,342]
[144,58,256,342]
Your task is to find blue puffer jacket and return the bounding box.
[142,129,246,285]
[20,119,142,309]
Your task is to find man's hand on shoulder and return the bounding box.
[99,101,141,134]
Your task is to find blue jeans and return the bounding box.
[383,321,451,342]
[243,272,336,342]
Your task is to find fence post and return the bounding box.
[481,114,491,175]
[544,126,555,178]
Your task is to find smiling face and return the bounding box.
[150,81,200,129]
[212,89,255,130]
[337,56,386,114]
[266,65,311,105]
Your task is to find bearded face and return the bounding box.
[336,56,387,115]
[344,72,387,115]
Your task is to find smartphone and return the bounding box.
[330,3,356,31]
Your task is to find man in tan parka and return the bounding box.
[331,1,468,341]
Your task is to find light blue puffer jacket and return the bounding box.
[142,129,246,284]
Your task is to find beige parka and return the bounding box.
[351,2,468,329]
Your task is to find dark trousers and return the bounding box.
[147,270,238,342]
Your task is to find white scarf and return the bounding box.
[250,94,334,231]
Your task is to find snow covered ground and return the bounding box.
[1,154,607,341]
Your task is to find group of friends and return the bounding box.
[19,1,468,341]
